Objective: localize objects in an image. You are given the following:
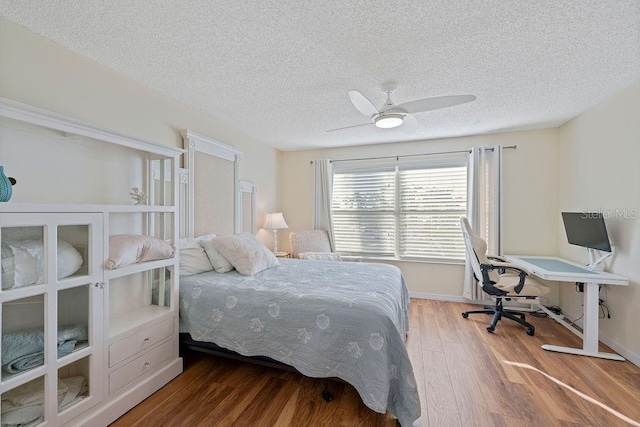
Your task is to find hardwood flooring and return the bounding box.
[111,300,640,426]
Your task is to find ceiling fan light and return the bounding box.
[375,114,404,129]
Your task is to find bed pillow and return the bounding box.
[200,237,235,273]
[298,252,343,261]
[177,234,216,276]
[106,235,175,270]
[207,232,278,276]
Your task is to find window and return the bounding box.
[332,158,467,262]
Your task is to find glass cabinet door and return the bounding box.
[0,212,104,425]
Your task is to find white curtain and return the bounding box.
[463,146,503,301]
[313,159,335,251]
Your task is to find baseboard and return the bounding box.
[558,309,640,368]
[598,335,640,367]
[72,358,183,426]
[409,292,470,303]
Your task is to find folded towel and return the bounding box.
[1,325,88,373]
[1,375,87,426]
[0,403,43,426]
[56,324,87,345]
[3,350,44,374]
[1,329,43,373]
[1,377,68,407]
[58,376,88,409]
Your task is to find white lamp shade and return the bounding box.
[374,114,404,129]
[263,212,288,230]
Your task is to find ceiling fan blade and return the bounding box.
[402,114,418,134]
[348,90,379,117]
[387,95,476,114]
[326,122,373,133]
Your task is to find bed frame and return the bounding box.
[180,333,336,401]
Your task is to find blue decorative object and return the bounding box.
[0,166,12,202]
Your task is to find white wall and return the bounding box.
[279,129,559,299]
[0,19,279,228]
[557,81,640,359]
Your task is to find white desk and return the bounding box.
[505,255,628,361]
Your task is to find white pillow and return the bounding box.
[298,252,343,261]
[2,244,38,288]
[200,237,235,273]
[177,234,216,276]
[106,235,175,270]
[57,239,84,279]
[1,238,83,288]
[208,232,278,276]
[1,242,15,288]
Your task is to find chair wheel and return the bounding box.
[462,312,469,319]
[526,327,535,336]
[486,326,495,333]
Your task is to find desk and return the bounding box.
[505,255,628,361]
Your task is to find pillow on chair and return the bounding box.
[298,252,342,261]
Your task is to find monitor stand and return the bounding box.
[586,247,613,271]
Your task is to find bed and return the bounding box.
[179,257,420,425]
[178,132,420,425]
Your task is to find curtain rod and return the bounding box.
[309,145,516,165]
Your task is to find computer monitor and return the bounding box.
[561,212,611,252]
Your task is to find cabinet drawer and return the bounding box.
[109,339,174,394]
[109,318,173,367]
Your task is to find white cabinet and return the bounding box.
[108,317,173,368]
[1,212,103,426]
[0,97,184,426]
[102,206,180,405]
[108,339,174,395]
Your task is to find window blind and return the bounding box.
[332,162,467,261]
[332,169,396,256]
[398,166,467,260]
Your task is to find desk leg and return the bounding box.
[542,282,624,361]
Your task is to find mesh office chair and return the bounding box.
[460,217,549,335]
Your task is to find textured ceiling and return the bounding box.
[1,1,639,151]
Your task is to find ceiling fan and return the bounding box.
[327,82,476,133]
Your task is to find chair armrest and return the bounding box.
[480,262,529,294]
[487,255,507,273]
[477,264,507,296]
[490,261,532,276]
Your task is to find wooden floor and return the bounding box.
[111,300,640,426]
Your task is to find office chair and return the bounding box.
[460,217,549,335]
